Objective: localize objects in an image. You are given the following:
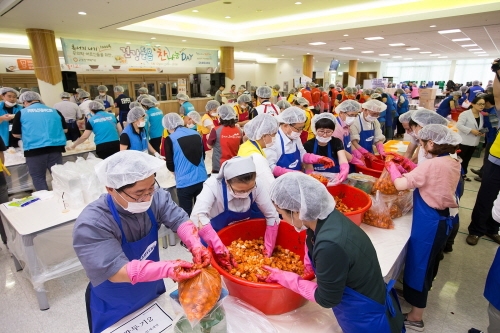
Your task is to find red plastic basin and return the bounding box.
[327,184,372,225]
[355,155,384,178]
[210,219,315,315]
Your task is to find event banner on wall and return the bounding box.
[60,38,218,68]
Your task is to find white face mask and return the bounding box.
[116,190,153,213]
[287,130,302,140]
[292,213,307,233]
[316,135,331,144]
[99,92,106,96]
[229,186,252,199]
[365,115,378,122]
[4,101,16,107]
[264,135,276,148]
[138,121,146,128]
[345,116,356,126]
[239,104,247,109]
[210,112,218,117]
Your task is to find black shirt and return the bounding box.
[0,137,7,186]
[303,137,344,158]
[163,133,204,172]
[114,94,132,112]
[119,127,144,149]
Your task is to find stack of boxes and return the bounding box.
[418,88,438,110]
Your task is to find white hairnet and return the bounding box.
[237,94,251,103]
[138,87,148,94]
[205,100,220,111]
[97,85,108,92]
[451,91,462,97]
[218,104,236,121]
[398,110,416,123]
[270,172,335,221]
[370,93,382,100]
[114,86,124,93]
[362,99,387,113]
[1,87,19,96]
[129,102,142,109]
[217,156,256,181]
[140,98,155,108]
[295,97,309,106]
[276,100,291,109]
[311,113,335,135]
[60,92,71,99]
[277,107,306,124]
[336,100,361,113]
[472,80,480,85]
[95,150,165,188]
[256,86,272,98]
[76,88,84,93]
[459,86,468,93]
[411,109,448,127]
[79,91,90,99]
[374,87,384,94]
[418,124,462,145]
[344,87,354,94]
[186,111,202,124]
[19,88,30,94]
[244,114,279,140]
[162,113,184,131]
[127,107,145,123]
[177,93,189,101]
[88,101,105,111]
[19,91,41,102]
[273,84,280,90]
[352,87,359,94]
[396,88,405,95]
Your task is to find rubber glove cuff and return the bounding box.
[264,222,279,257]
[385,161,403,182]
[126,259,200,284]
[263,266,317,302]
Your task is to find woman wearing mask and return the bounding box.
[191,157,281,261]
[333,100,366,167]
[397,111,419,161]
[271,84,281,104]
[0,87,22,147]
[264,107,334,176]
[264,172,404,333]
[395,89,409,138]
[233,94,252,127]
[456,96,485,181]
[140,98,163,153]
[385,124,461,331]
[198,100,220,152]
[277,100,291,112]
[184,110,201,131]
[95,85,114,112]
[408,109,449,164]
[304,113,349,185]
[436,91,462,118]
[293,97,315,142]
[287,88,297,103]
[120,107,164,159]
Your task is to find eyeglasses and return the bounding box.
[476,103,485,106]
[290,124,305,132]
[228,182,257,195]
[316,129,334,136]
[120,180,160,202]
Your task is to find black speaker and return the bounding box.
[61,71,79,93]
[210,73,225,95]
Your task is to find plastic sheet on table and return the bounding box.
[224,296,278,333]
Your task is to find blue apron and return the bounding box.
[312,140,340,173]
[276,131,302,171]
[484,248,500,310]
[336,117,352,154]
[309,243,403,333]
[358,117,375,153]
[89,195,166,333]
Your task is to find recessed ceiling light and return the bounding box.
[392,56,402,58]
[478,54,489,56]
[281,54,284,56]
[291,58,294,60]
[78,11,86,15]
[225,16,231,18]
[182,40,186,42]
[474,51,486,54]
[267,48,271,50]
[430,25,437,28]
[192,9,199,12]
[361,51,374,53]
[406,48,420,51]
[364,37,384,40]
[429,54,441,56]
[309,42,326,45]
[438,56,448,58]
[404,58,413,60]
[343,34,349,37]
[151,37,156,40]
[389,43,405,46]
[379,54,390,56]
[307,52,310,54]
[438,29,461,34]
[316,60,318,62]
[126,42,131,44]
[155,44,160,47]
[339,47,353,50]
[469,48,482,51]
[295,1,302,4]
[419,51,432,54]
[461,44,478,47]
[452,38,471,42]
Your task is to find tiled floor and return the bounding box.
[0,155,497,333]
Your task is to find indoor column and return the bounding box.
[302,55,313,79]
[348,60,358,87]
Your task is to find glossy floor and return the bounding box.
[0,155,496,333]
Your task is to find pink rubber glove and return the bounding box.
[376,142,387,158]
[332,163,349,185]
[198,224,237,270]
[355,145,370,155]
[351,149,363,160]
[264,222,279,257]
[302,153,321,164]
[356,146,377,162]
[273,165,298,177]
[126,259,200,284]
[349,155,365,166]
[303,241,314,275]
[261,266,317,302]
[305,169,314,175]
[400,157,417,172]
[385,161,403,182]
[177,221,211,267]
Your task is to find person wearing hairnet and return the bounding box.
[238,114,279,189]
[408,109,449,164]
[12,91,67,191]
[333,100,366,167]
[375,87,397,140]
[277,99,291,112]
[436,91,462,118]
[176,93,195,116]
[197,100,220,152]
[287,88,297,103]
[299,84,313,105]
[303,113,349,185]
[251,86,280,118]
[271,84,281,104]
[468,80,485,102]
[95,85,114,112]
[78,90,93,120]
[113,86,132,129]
[311,84,321,114]
[184,110,202,131]
[69,101,120,159]
[385,124,461,331]
[264,107,334,177]
[120,107,164,159]
[162,113,207,216]
[191,156,281,261]
[395,88,409,138]
[73,150,210,333]
[54,92,83,141]
[458,85,469,106]
[263,172,404,332]
[0,87,22,147]
[207,105,242,173]
[293,97,315,142]
[140,97,163,153]
[319,87,329,113]
[397,110,419,161]
[349,99,387,162]
[234,94,252,127]
[371,93,386,132]
[137,87,155,102]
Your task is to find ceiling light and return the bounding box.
[307,52,310,54]
[392,56,402,58]
[291,58,294,60]
[182,40,186,42]
[379,54,390,56]
[151,37,156,40]
[126,42,131,44]
[267,48,271,50]
[192,9,199,12]
[429,54,440,56]
[389,43,405,46]
[419,51,431,54]
[438,56,448,58]
[281,54,284,56]
[438,29,461,34]
[478,54,489,56]
[155,44,160,47]
[361,51,374,53]
[343,34,349,37]
[309,42,326,45]
[295,1,302,4]
[404,58,413,60]
[474,51,486,54]
[430,25,436,28]
[461,44,477,47]
[78,12,86,15]
[364,37,384,40]
[469,48,483,51]
[406,48,420,51]
[452,38,471,42]
[339,47,353,50]
[225,16,231,18]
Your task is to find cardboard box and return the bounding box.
[418,88,437,100]
[419,98,436,110]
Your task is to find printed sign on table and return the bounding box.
[102,302,173,333]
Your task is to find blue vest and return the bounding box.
[0,101,22,146]
[378,110,386,123]
[436,96,454,118]
[146,107,164,139]
[169,127,207,188]
[468,86,484,102]
[485,248,500,310]
[88,111,119,145]
[396,94,409,115]
[20,103,66,151]
[123,124,148,152]
[182,101,195,115]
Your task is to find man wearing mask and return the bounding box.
[78,91,93,119]
[95,85,114,112]
[176,93,195,116]
[0,87,22,147]
[54,92,83,141]
[251,86,280,118]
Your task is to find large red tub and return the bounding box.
[354,155,385,178]
[326,184,372,226]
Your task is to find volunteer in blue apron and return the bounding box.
[350,99,387,162]
[73,150,211,333]
[141,97,164,153]
[191,157,280,264]
[264,107,334,177]
[333,100,366,169]
[95,85,114,112]
[0,87,22,147]
[120,107,164,160]
[264,172,404,333]
[395,88,410,138]
[386,124,461,331]
[304,113,349,185]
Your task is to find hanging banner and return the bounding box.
[61,38,218,68]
